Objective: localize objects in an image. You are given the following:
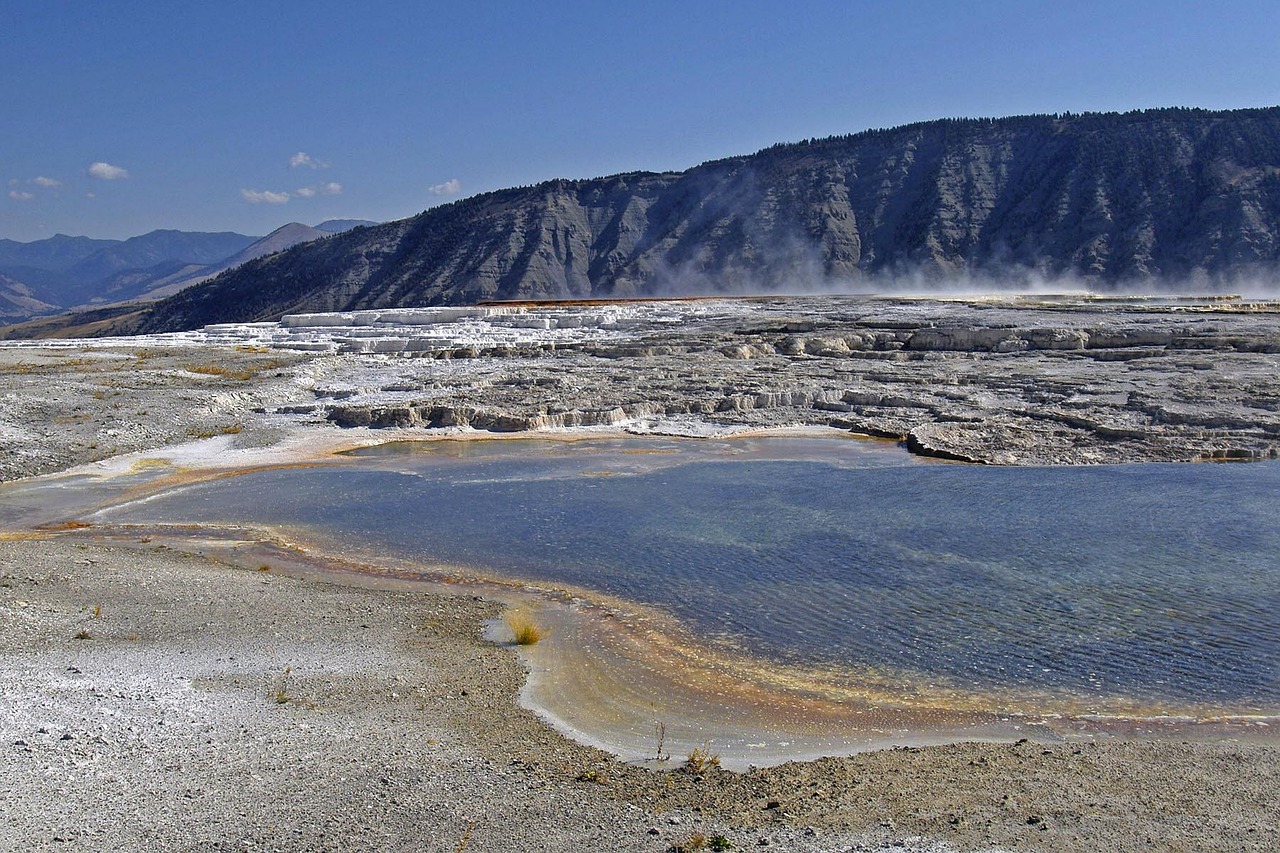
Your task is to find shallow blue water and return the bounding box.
[104,438,1280,710]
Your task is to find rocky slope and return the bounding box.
[111,106,1280,334]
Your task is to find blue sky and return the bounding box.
[2,0,1277,242]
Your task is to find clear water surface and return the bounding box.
[99,437,1280,711]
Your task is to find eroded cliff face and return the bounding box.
[129,108,1280,333]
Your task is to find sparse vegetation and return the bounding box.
[453,820,475,853]
[186,364,257,381]
[256,564,271,572]
[576,767,609,785]
[185,358,286,381]
[188,423,243,439]
[505,611,545,645]
[670,831,707,852]
[669,832,732,852]
[73,629,91,640]
[685,745,721,773]
[37,520,93,531]
[273,665,293,704]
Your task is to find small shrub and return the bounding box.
[708,835,733,851]
[576,768,609,785]
[505,611,545,645]
[685,745,721,773]
[73,629,91,640]
[670,832,707,852]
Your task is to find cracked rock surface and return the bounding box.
[306,295,1280,465]
[5,295,1280,483]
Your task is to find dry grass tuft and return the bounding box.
[505,611,546,645]
[273,665,293,704]
[36,520,93,531]
[673,831,707,852]
[671,832,732,852]
[685,745,721,773]
[186,364,257,381]
[188,423,243,439]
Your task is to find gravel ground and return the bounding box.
[1,538,1275,852]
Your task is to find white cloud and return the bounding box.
[289,151,329,169]
[429,178,461,196]
[8,190,35,201]
[32,176,62,188]
[87,161,129,180]
[293,182,341,199]
[240,188,290,204]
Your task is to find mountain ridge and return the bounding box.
[8,106,1280,337]
[122,106,1280,335]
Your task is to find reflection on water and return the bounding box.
[95,437,1280,712]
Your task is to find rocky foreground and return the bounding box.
[2,538,1275,852]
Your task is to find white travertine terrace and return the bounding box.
[0,301,740,353]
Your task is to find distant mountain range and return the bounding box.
[0,220,377,323]
[0,272,57,322]
[6,106,1280,338]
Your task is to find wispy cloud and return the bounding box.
[293,182,342,199]
[240,188,291,204]
[8,190,35,201]
[87,161,129,180]
[32,176,62,188]
[289,151,329,169]
[429,178,461,196]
